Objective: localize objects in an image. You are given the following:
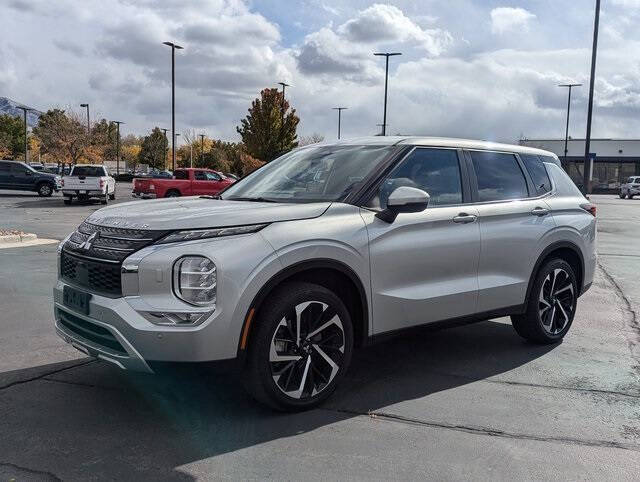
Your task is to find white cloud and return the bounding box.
[490,7,536,34]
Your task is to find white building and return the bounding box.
[519,138,640,193]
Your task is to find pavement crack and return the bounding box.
[326,408,640,452]
[0,461,61,481]
[597,261,640,367]
[0,359,96,391]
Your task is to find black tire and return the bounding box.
[101,193,108,205]
[165,190,180,198]
[63,197,72,205]
[109,190,116,200]
[37,182,54,197]
[619,192,626,199]
[511,258,578,344]
[243,281,353,411]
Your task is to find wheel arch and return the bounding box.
[525,241,585,304]
[237,258,369,357]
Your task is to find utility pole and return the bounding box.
[16,106,31,162]
[80,103,90,135]
[278,82,290,125]
[113,121,125,175]
[558,83,581,163]
[163,42,183,172]
[373,52,401,136]
[332,107,347,139]
[199,134,205,165]
[583,0,600,196]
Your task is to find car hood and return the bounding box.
[85,196,331,230]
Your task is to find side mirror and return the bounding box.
[376,186,430,223]
[25,170,33,176]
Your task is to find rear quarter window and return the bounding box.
[174,170,188,180]
[520,154,552,195]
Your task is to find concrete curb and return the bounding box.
[0,233,38,244]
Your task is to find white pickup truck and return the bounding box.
[62,164,116,205]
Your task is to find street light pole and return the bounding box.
[558,83,582,162]
[16,106,31,162]
[199,134,205,165]
[277,82,290,125]
[583,0,600,196]
[80,103,90,135]
[163,41,183,172]
[373,52,401,136]
[113,121,124,176]
[332,107,347,139]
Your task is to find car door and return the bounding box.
[361,147,480,334]
[204,171,225,194]
[10,163,34,190]
[465,150,556,313]
[0,162,10,188]
[191,170,209,195]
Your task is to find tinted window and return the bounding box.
[11,163,29,174]
[520,154,552,195]
[194,170,207,181]
[174,170,188,180]
[369,148,463,209]
[72,166,105,177]
[0,162,10,172]
[205,172,221,181]
[470,151,528,202]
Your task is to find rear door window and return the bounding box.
[174,170,188,180]
[469,151,528,202]
[520,154,552,195]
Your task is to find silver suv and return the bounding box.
[620,176,640,199]
[54,137,596,411]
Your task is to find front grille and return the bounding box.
[61,221,169,296]
[61,251,122,296]
[58,309,126,355]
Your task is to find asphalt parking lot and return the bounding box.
[1,185,639,480]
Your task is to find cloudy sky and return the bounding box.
[1,0,639,144]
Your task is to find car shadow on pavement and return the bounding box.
[0,320,556,480]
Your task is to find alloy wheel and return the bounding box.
[538,268,574,335]
[269,301,345,399]
[40,184,52,196]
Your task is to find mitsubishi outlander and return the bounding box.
[54,137,596,411]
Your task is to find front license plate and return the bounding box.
[63,286,92,315]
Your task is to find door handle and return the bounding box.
[453,213,477,224]
[531,206,550,216]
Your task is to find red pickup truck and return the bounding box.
[132,168,235,199]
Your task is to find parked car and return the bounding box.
[0,159,61,196]
[54,137,596,411]
[61,164,116,205]
[132,168,234,198]
[619,176,640,199]
[225,173,240,180]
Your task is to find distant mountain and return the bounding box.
[0,97,42,127]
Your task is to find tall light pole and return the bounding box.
[373,52,401,136]
[199,134,205,165]
[160,128,169,167]
[80,103,90,135]
[163,41,183,172]
[113,121,125,175]
[16,106,31,162]
[277,82,290,124]
[583,0,600,196]
[558,83,581,163]
[332,107,347,139]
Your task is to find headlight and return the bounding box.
[173,256,217,306]
[158,223,267,244]
[141,311,212,326]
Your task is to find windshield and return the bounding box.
[72,166,105,177]
[222,145,394,203]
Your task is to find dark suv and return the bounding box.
[0,160,62,196]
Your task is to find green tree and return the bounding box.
[139,127,167,170]
[0,114,27,159]
[33,109,86,164]
[236,87,299,162]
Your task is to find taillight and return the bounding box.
[99,179,105,188]
[60,179,64,187]
[580,203,596,217]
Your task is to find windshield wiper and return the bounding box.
[225,196,279,203]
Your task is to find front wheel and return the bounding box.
[511,259,578,344]
[243,282,353,411]
[38,183,53,197]
[619,192,626,199]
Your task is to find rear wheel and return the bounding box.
[243,282,353,411]
[165,190,180,198]
[619,191,626,199]
[511,259,577,344]
[109,189,116,200]
[101,193,108,205]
